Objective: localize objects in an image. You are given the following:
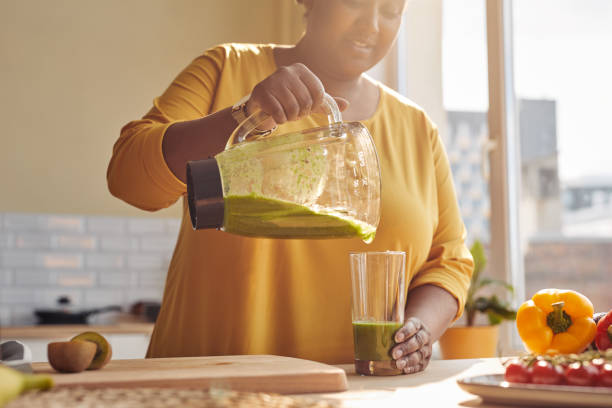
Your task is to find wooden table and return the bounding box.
[14,357,595,407]
[299,358,508,408]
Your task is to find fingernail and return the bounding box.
[396,333,404,342]
[393,350,402,359]
[396,359,405,369]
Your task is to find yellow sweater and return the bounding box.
[107,43,473,364]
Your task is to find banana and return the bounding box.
[0,364,53,407]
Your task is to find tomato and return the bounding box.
[591,358,605,370]
[531,360,564,385]
[504,361,531,383]
[598,363,612,387]
[594,310,612,351]
[564,362,598,386]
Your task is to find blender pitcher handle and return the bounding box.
[225,93,342,149]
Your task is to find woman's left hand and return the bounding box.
[391,317,433,374]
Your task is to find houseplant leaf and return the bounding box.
[473,295,517,326]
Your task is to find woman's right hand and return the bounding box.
[245,63,348,130]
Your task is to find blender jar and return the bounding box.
[186,94,381,243]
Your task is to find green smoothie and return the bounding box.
[223,193,376,243]
[352,321,403,361]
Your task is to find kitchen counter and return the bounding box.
[1,313,154,339]
[301,358,507,407]
[1,322,154,339]
[2,320,154,361]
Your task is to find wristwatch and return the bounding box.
[231,94,275,136]
[231,94,252,126]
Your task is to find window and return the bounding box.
[397,0,610,353]
[513,0,612,312]
[442,0,491,245]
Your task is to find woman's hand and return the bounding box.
[391,317,433,374]
[245,63,348,130]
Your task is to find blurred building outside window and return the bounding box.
[371,0,611,353]
[441,0,612,323]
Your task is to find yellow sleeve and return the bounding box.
[106,45,228,211]
[409,125,474,320]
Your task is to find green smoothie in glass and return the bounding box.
[349,251,406,376]
[352,321,403,375]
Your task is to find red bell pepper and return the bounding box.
[595,310,612,351]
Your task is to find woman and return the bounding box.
[107,0,473,374]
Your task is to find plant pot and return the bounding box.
[438,325,499,359]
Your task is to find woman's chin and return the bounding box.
[344,61,378,77]
[324,56,372,77]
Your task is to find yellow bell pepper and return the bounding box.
[516,288,596,355]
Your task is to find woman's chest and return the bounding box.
[375,163,436,265]
[369,118,439,270]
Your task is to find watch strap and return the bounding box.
[231,94,275,136]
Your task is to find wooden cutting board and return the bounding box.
[32,355,348,394]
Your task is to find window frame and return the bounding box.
[486,0,525,351]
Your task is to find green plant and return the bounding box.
[465,240,517,326]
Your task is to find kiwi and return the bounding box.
[47,340,96,373]
[70,331,112,370]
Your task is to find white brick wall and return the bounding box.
[139,270,168,287]
[126,288,164,302]
[84,289,125,306]
[85,253,124,269]
[99,236,138,252]
[128,219,166,235]
[51,235,97,250]
[6,306,37,326]
[0,212,178,326]
[87,216,126,235]
[127,254,167,270]
[0,307,11,326]
[14,270,53,286]
[0,232,14,249]
[165,219,181,235]
[140,237,177,252]
[15,234,52,249]
[0,269,13,286]
[98,270,138,287]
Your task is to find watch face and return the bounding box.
[231,102,249,125]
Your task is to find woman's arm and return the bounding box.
[390,284,458,373]
[404,284,457,342]
[162,62,348,183]
[161,107,237,183]
[389,118,474,374]
[108,44,341,209]
[107,47,230,211]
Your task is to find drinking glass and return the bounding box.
[350,251,407,375]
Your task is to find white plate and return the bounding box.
[457,374,612,407]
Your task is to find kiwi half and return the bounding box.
[70,331,112,370]
[47,340,96,373]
